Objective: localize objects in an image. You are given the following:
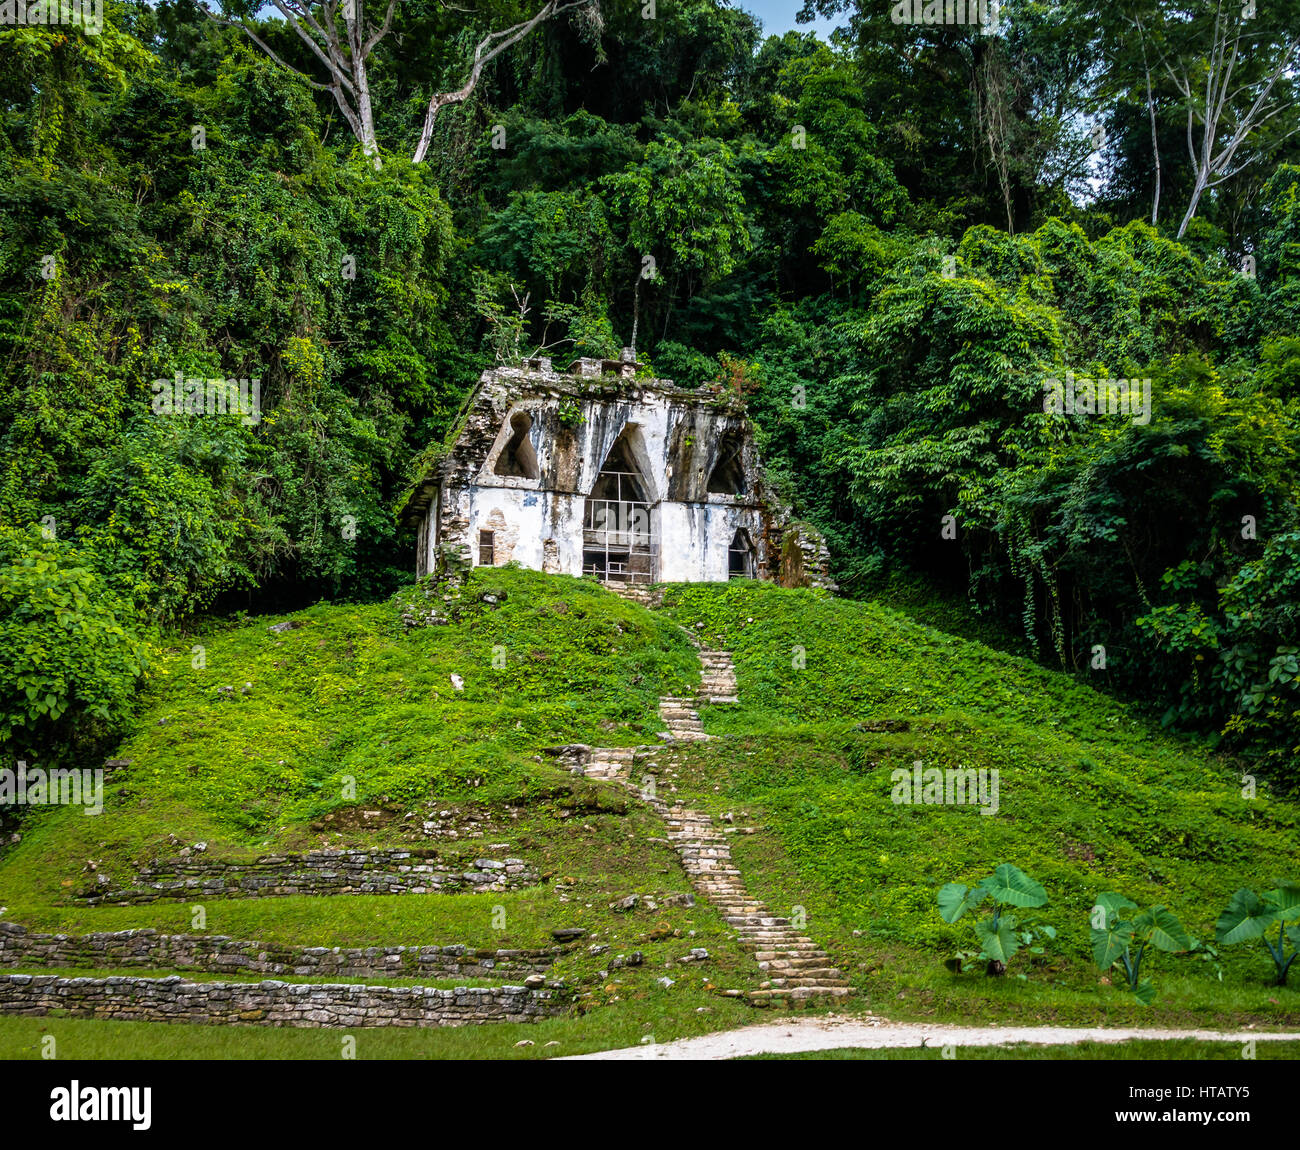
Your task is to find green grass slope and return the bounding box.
[658,581,1300,1025]
[0,568,698,912]
[2,571,1298,1049]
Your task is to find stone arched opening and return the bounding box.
[582,426,656,583]
[493,411,539,479]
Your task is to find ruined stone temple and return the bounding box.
[402,352,835,589]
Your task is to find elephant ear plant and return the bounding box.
[1215,882,1300,986]
[938,864,1054,976]
[1091,893,1192,1005]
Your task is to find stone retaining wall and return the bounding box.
[0,922,559,980]
[80,848,539,905]
[0,973,559,1027]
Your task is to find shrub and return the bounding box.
[1215,883,1300,986]
[0,525,152,764]
[1091,892,1192,1005]
[937,863,1055,976]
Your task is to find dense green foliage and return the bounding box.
[0,567,697,909]
[0,525,152,767]
[1,1,1298,779]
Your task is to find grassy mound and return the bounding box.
[0,568,697,912]
[3,573,1299,1048]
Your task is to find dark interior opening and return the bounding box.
[707,435,746,495]
[494,412,539,479]
[728,528,755,579]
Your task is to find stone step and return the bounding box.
[757,956,840,970]
[747,987,853,1003]
[759,966,844,980]
[764,978,850,989]
[627,676,848,1012]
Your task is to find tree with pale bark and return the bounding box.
[1134,0,1300,237]
[206,0,597,167]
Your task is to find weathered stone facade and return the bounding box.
[403,355,836,590]
[0,973,560,1028]
[78,848,538,905]
[0,922,561,980]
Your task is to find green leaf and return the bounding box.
[1133,979,1156,1006]
[1093,891,1137,928]
[937,882,985,923]
[1265,882,1300,923]
[1216,888,1274,944]
[977,863,1047,908]
[1092,904,1135,970]
[975,914,1022,963]
[1144,906,1192,952]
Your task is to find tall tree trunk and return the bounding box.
[347,7,381,168]
[975,40,1016,235]
[1137,23,1161,225]
[629,274,641,358]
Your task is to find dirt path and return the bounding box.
[559,1013,1300,1060]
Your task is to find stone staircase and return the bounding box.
[656,798,851,1005]
[698,646,738,704]
[656,644,735,738]
[658,695,710,742]
[579,617,852,1007]
[602,581,663,609]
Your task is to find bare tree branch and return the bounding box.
[411,0,592,164]
[208,0,595,167]
[1144,0,1298,237]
